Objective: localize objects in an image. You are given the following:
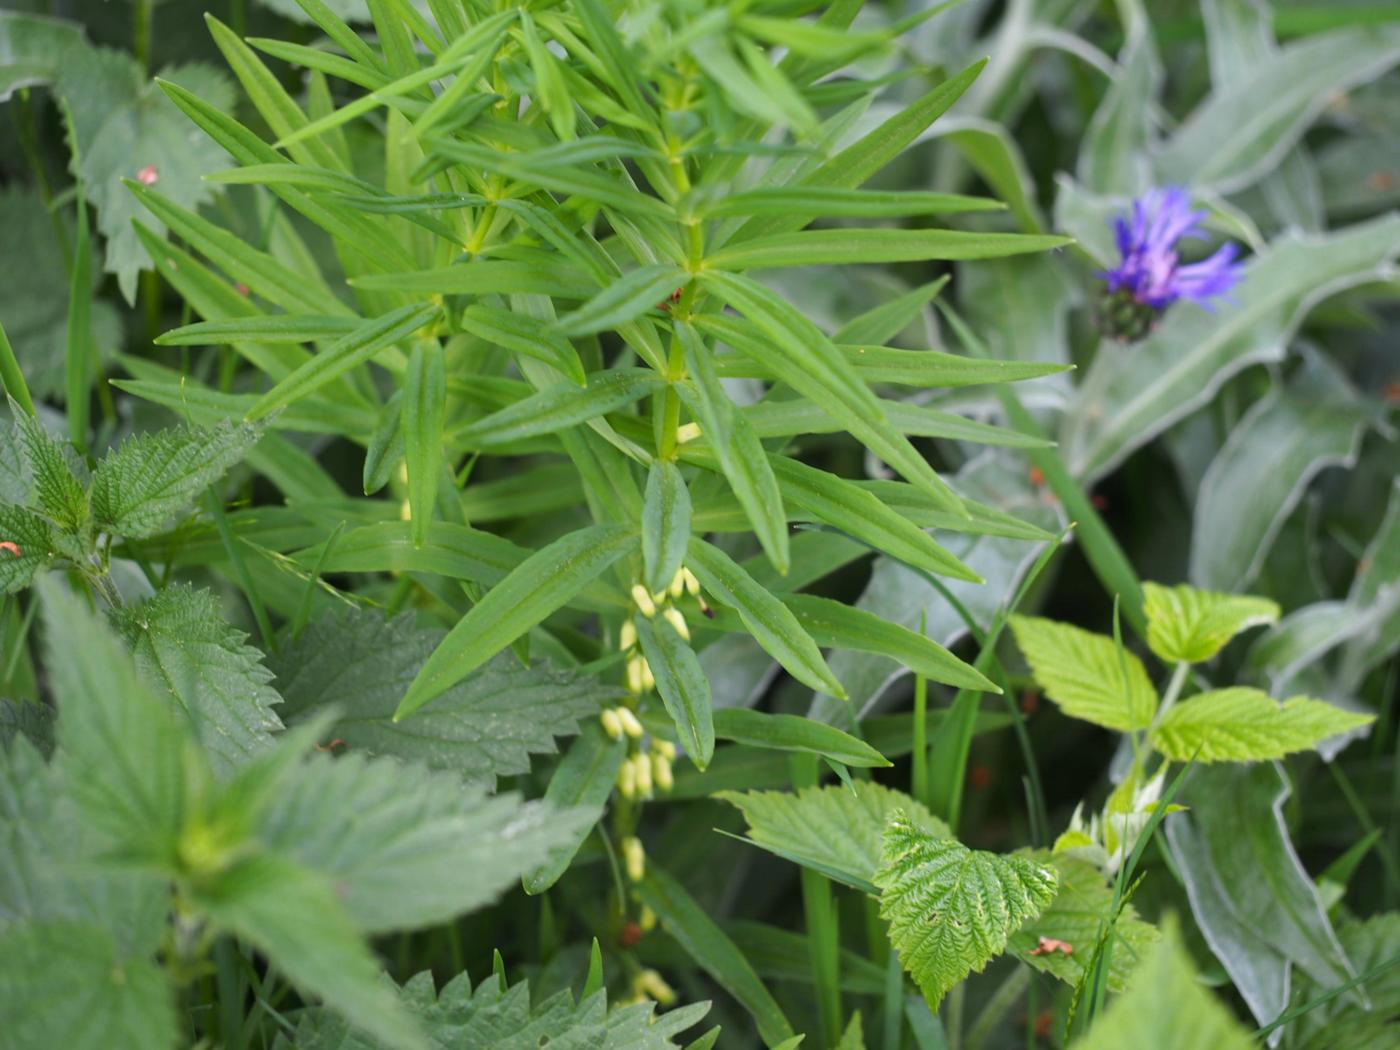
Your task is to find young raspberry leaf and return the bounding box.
[1143,582,1280,664]
[1009,615,1158,731]
[875,811,1057,1009]
[1150,687,1374,763]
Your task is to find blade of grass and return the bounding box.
[790,753,842,1047]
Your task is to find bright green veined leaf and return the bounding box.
[404,341,445,548]
[396,525,639,719]
[245,303,440,421]
[636,863,795,1048]
[643,460,692,595]
[718,783,945,892]
[523,724,627,895]
[876,812,1058,1009]
[706,228,1070,270]
[686,537,845,699]
[1009,616,1158,732]
[698,273,964,513]
[15,410,87,535]
[635,612,714,770]
[555,265,687,337]
[782,594,995,692]
[1150,688,1374,763]
[1142,582,1280,664]
[711,709,890,769]
[350,259,599,299]
[450,370,661,448]
[0,506,56,594]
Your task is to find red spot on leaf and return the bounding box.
[619,920,642,948]
[0,542,19,558]
[1028,466,1045,487]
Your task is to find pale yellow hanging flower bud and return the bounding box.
[634,968,676,1006]
[669,568,687,599]
[675,422,702,445]
[639,658,656,692]
[662,606,689,641]
[600,708,624,740]
[616,759,637,799]
[626,656,646,695]
[634,752,653,797]
[638,904,658,932]
[622,836,645,882]
[655,739,677,760]
[652,751,673,792]
[617,706,644,739]
[630,584,657,617]
[682,567,701,597]
[619,619,637,651]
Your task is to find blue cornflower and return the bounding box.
[1096,187,1243,341]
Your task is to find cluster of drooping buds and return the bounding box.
[1054,769,1171,876]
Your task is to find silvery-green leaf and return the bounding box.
[1189,359,1374,591]
[1063,213,1400,482]
[1165,763,1359,1040]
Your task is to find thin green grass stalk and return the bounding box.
[1254,951,1400,1039]
[790,753,842,1045]
[1327,761,1400,900]
[0,319,35,417]
[965,966,1028,1050]
[61,102,92,454]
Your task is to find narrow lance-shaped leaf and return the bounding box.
[450,370,661,448]
[556,265,687,337]
[635,612,714,771]
[643,461,691,595]
[246,302,440,421]
[404,341,445,549]
[686,537,845,699]
[524,724,627,895]
[396,525,639,720]
[711,708,890,770]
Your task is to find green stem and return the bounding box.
[791,754,841,1046]
[134,0,153,74]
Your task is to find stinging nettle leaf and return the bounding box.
[876,811,1057,1009]
[1142,582,1280,664]
[90,421,261,539]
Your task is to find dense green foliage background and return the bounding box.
[0,1,1397,1048]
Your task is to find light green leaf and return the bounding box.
[697,187,1001,220]
[90,421,260,539]
[459,305,587,386]
[113,586,284,780]
[0,920,178,1050]
[1151,687,1374,763]
[714,339,1068,389]
[1143,582,1280,664]
[1070,919,1254,1050]
[643,461,692,595]
[718,783,947,892]
[635,612,713,771]
[711,709,890,770]
[876,812,1057,1009]
[397,525,638,719]
[637,863,795,1048]
[1009,615,1157,730]
[273,608,615,787]
[686,537,844,699]
[259,751,589,933]
[193,852,424,1050]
